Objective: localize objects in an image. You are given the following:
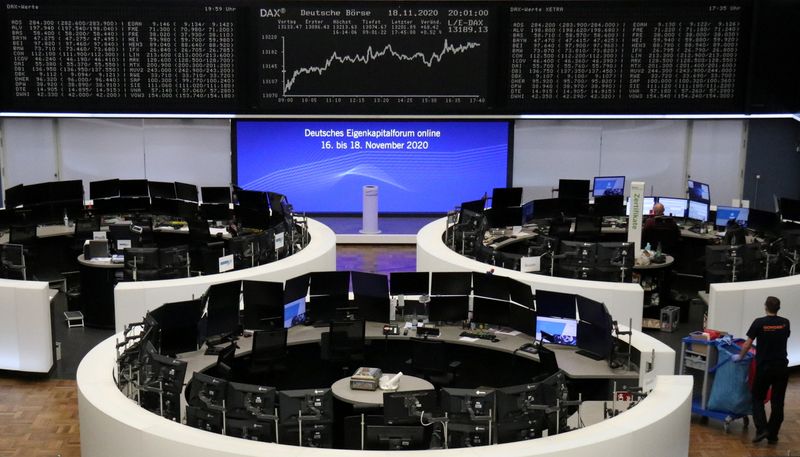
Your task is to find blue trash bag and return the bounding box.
[707,340,753,415]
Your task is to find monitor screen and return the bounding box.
[687,200,709,222]
[592,176,625,197]
[389,272,429,296]
[748,208,780,232]
[535,289,576,319]
[119,179,149,198]
[531,198,560,220]
[576,320,613,360]
[779,197,800,222]
[201,187,231,204]
[4,184,24,208]
[716,206,749,228]
[626,196,656,216]
[428,296,469,323]
[283,297,306,329]
[508,303,536,337]
[687,180,710,202]
[558,179,590,199]
[431,272,472,296]
[148,181,176,200]
[575,295,609,327]
[90,179,120,200]
[234,120,510,213]
[535,316,577,346]
[491,187,523,209]
[592,195,625,217]
[657,197,687,218]
[175,182,199,202]
[472,297,510,327]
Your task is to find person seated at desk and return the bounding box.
[722,219,747,246]
[642,203,681,253]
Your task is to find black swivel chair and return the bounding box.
[322,320,366,373]
[72,217,101,251]
[573,215,602,241]
[642,217,681,255]
[405,338,460,386]
[247,328,288,382]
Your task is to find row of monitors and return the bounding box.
[628,196,790,231]
[177,370,568,448]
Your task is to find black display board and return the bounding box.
[0,0,797,115]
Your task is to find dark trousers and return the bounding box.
[751,363,789,439]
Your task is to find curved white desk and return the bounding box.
[708,275,800,366]
[0,278,52,373]
[77,334,691,457]
[113,218,337,332]
[417,218,645,331]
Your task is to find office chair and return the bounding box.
[405,337,460,386]
[322,320,366,373]
[72,217,100,251]
[247,328,288,382]
[642,217,681,256]
[1,243,27,280]
[343,415,384,450]
[572,215,602,241]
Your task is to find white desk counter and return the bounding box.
[417,218,645,331]
[113,218,336,332]
[77,333,690,457]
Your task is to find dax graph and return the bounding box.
[255,4,495,112]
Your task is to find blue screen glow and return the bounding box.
[235,121,510,213]
[716,206,749,228]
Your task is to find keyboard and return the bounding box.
[459,331,495,340]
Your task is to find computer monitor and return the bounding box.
[278,388,333,424]
[148,299,204,355]
[351,271,390,323]
[440,388,495,421]
[431,272,471,296]
[575,295,608,326]
[508,279,534,309]
[592,195,625,217]
[558,197,590,218]
[23,182,49,207]
[472,297,510,327]
[383,389,437,425]
[688,179,710,203]
[309,271,350,297]
[521,200,535,224]
[5,184,24,208]
[486,206,523,228]
[201,186,231,204]
[205,280,242,340]
[242,280,284,330]
[283,297,306,328]
[175,182,199,202]
[235,189,269,210]
[90,179,119,200]
[558,179,590,199]
[491,187,523,209]
[558,240,596,268]
[657,197,688,218]
[185,405,224,434]
[626,196,656,216]
[50,179,84,203]
[119,179,149,198]
[534,289,576,319]
[144,352,188,393]
[748,208,780,233]
[592,176,625,197]
[226,382,277,420]
[365,425,427,450]
[536,316,577,346]
[687,200,709,222]
[472,272,509,300]
[225,418,275,442]
[576,319,613,360]
[779,197,800,222]
[148,181,176,200]
[715,206,749,228]
[508,303,537,337]
[531,198,560,219]
[284,274,310,302]
[495,382,556,423]
[460,198,486,213]
[389,272,429,296]
[186,372,228,410]
[428,296,469,323]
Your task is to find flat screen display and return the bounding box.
[536,316,577,346]
[688,200,709,222]
[657,197,688,218]
[626,196,655,216]
[688,180,710,202]
[234,121,510,213]
[283,297,306,329]
[716,206,749,228]
[592,176,625,197]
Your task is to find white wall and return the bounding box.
[2,118,744,206]
[512,119,746,205]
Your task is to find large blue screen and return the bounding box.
[235,121,509,213]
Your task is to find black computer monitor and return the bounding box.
[309,271,350,297]
[147,181,176,200]
[592,195,625,217]
[535,316,577,346]
[235,189,268,210]
[205,280,242,340]
[283,297,307,328]
[389,272,429,295]
[90,179,119,200]
[185,405,224,434]
[50,179,84,203]
[472,272,509,300]
[23,182,49,207]
[440,388,495,421]
[531,198,560,220]
[472,297,510,327]
[748,208,780,233]
[428,296,469,323]
[486,206,523,228]
[687,200,709,222]
[496,382,555,423]
[577,316,613,360]
[460,198,486,213]
[687,179,710,203]
[148,299,204,355]
[509,303,537,337]
[365,425,427,450]
[226,382,277,420]
[307,295,349,324]
[186,372,228,410]
[119,179,149,198]
[780,197,800,222]
[558,197,590,218]
[431,272,471,296]
[5,184,24,208]
[534,289,576,319]
[575,295,609,327]
[284,274,310,302]
[715,206,749,228]
[491,187,523,209]
[242,280,284,330]
[383,389,437,425]
[657,197,688,218]
[351,271,390,323]
[508,279,534,309]
[558,179,590,199]
[201,186,231,204]
[278,388,334,424]
[144,352,188,393]
[521,200,535,224]
[175,182,199,202]
[592,176,625,197]
[225,418,275,442]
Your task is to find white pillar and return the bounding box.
[360,185,381,234]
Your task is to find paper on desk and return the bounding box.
[459,336,479,342]
[495,330,521,336]
[403,322,413,329]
